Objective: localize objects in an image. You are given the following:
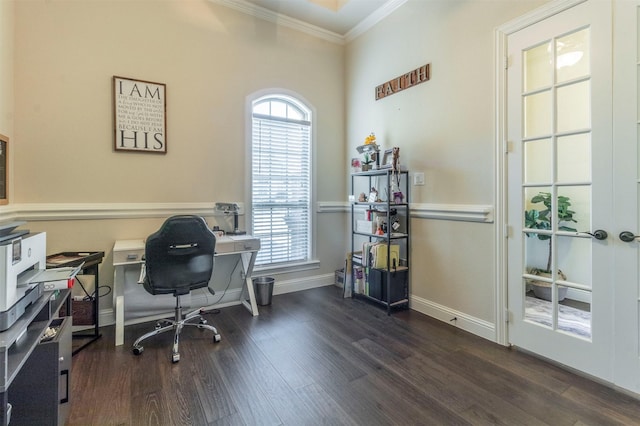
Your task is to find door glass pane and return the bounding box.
[556,28,590,83]
[524,91,552,138]
[524,187,552,272]
[524,138,552,183]
[557,81,591,132]
[525,277,553,328]
[556,234,592,289]
[558,186,590,236]
[524,41,552,92]
[557,285,592,339]
[558,133,591,182]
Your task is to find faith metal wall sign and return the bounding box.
[375,63,431,101]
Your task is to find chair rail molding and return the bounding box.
[318,201,494,223]
[0,202,243,222]
[411,203,494,223]
[0,201,493,223]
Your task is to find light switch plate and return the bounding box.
[414,172,425,186]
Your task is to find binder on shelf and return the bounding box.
[362,242,400,270]
[371,243,400,270]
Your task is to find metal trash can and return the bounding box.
[253,276,275,306]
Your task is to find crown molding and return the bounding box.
[210,0,407,45]
[345,0,407,42]
[210,0,345,44]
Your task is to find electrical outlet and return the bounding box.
[414,172,425,186]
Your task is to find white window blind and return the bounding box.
[251,97,311,266]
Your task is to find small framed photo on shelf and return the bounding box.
[351,157,361,173]
[381,149,394,169]
[368,188,378,203]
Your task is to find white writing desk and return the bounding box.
[112,235,260,346]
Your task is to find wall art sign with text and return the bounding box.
[113,76,167,153]
[0,133,7,205]
[375,63,431,101]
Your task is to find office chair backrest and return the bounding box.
[144,215,216,296]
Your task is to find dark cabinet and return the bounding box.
[9,316,71,426]
[0,290,71,426]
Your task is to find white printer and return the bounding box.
[0,231,47,331]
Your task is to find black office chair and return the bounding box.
[132,215,221,363]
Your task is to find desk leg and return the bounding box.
[71,264,102,356]
[239,251,259,316]
[113,266,125,346]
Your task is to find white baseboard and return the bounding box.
[92,276,496,346]
[410,294,497,342]
[272,273,335,295]
[96,273,336,327]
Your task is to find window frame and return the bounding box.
[246,89,318,273]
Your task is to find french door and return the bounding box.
[612,0,640,394]
[506,0,616,381]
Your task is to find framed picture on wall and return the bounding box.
[113,76,167,154]
[0,134,7,205]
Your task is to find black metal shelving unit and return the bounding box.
[46,251,104,355]
[350,168,410,314]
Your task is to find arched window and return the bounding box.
[250,94,312,266]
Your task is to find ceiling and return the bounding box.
[218,0,405,41]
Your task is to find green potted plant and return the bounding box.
[524,191,578,301]
[362,152,373,171]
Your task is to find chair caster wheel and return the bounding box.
[172,353,180,363]
[213,334,221,343]
[133,346,144,355]
[197,319,208,328]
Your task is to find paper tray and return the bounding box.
[18,263,83,287]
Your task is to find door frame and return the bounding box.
[494,0,587,345]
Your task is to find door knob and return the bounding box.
[619,231,639,242]
[579,230,608,240]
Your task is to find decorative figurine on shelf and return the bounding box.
[356,132,380,170]
[393,191,404,204]
[368,187,379,203]
[391,146,400,171]
[364,132,376,145]
[358,192,367,202]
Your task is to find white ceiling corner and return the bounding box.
[211,0,407,44]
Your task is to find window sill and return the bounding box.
[253,259,320,276]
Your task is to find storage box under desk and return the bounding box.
[367,268,408,303]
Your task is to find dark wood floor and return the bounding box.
[68,286,640,425]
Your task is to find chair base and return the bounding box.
[132,296,221,363]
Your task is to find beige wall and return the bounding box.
[9,0,347,311]
[14,0,344,204]
[4,0,556,339]
[0,0,14,200]
[345,0,547,329]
